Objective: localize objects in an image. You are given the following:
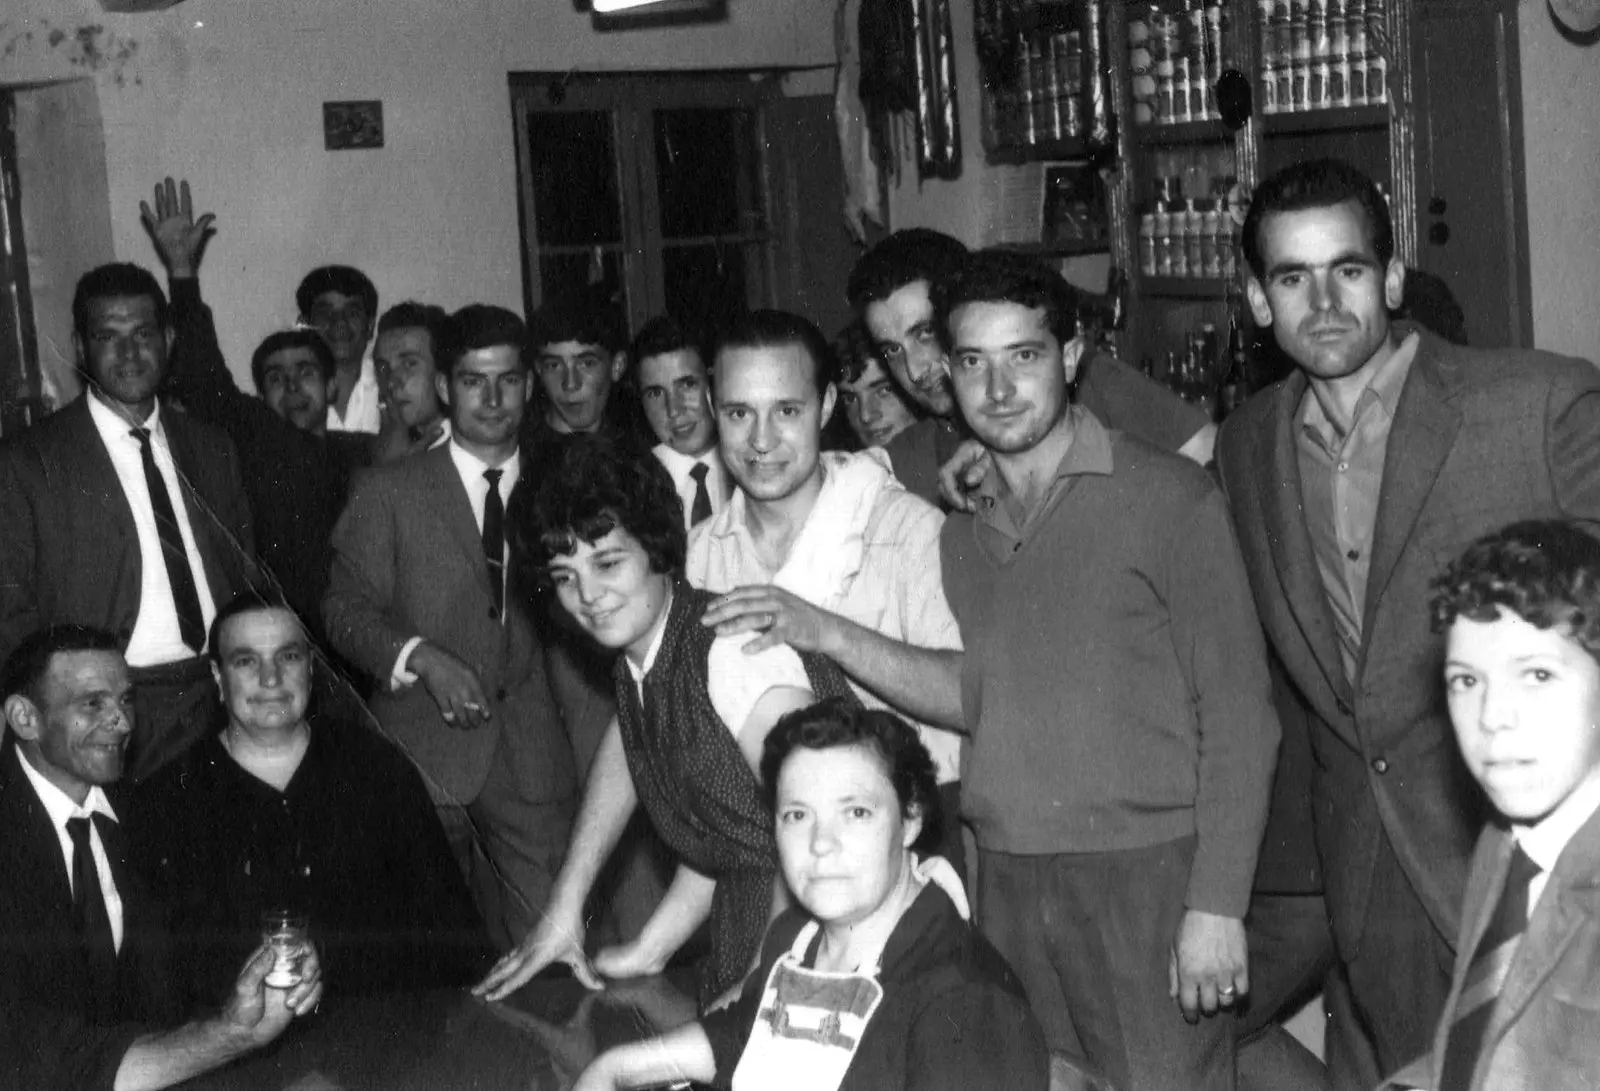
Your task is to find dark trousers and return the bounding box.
[127,656,220,782]
[438,730,576,953]
[1236,892,1336,1091]
[977,837,1235,1091]
[1327,838,1454,1091]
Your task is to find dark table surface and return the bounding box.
[186,970,704,1091]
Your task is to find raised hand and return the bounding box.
[139,177,215,278]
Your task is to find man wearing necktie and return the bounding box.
[1381,521,1600,1091]
[324,305,579,950]
[634,316,730,534]
[0,263,256,783]
[0,625,321,1091]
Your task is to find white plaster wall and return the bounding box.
[1,0,833,381]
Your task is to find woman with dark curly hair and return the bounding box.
[475,435,858,1009]
[571,698,1051,1091]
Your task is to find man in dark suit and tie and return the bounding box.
[323,304,580,949]
[0,262,255,782]
[1216,158,1600,1089]
[0,625,321,1091]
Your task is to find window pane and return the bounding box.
[537,250,628,317]
[654,108,765,239]
[526,110,623,247]
[661,242,756,333]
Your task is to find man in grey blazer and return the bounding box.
[1216,158,1600,1089]
[0,263,255,783]
[323,304,578,950]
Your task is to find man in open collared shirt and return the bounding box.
[298,265,382,435]
[0,626,321,1091]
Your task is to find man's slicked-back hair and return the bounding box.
[73,263,168,344]
[207,586,302,666]
[377,301,452,357]
[934,248,1082,346]
[512,434,687,590]
[1241,157,1394,280]
[249,328,338,392]
[438,304,529,375]
[759,697,943,856]
[295,265,378,320]
[528,297,628,357]
[2,625,122,705]
[712,309,836,398]
[1430,520,1600,662]
[846,228,971,311]
[631,315,706,368]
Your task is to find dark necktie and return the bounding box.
[1438,842,1542,1091]
[689,462,713,526]
[131,428,206,653]
[483,468,505,614]
[66,816,119,1003]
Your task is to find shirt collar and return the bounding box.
[86,387,161,440]
[623,587,674,687]
[972,404,1114,514]
[448,436,519,479]
[1300,330,1420,444]
[652,442,721,477]
[15,746,119,828]
[1516,772,1600,877]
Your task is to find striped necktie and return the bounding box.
[1438,842,1541,1091]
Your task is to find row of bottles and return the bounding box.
[1137,316,1254,420]
[1127,2,1230,126]
[1136,170,1246,281]
[980,0,1115,151]
[1256,0,1388,114]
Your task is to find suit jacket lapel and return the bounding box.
[1359,334,1461,646]
[0,745,75,915]
[1257,373,1352,709]
[62,399,136,551]
[162,410,237,597]
[1486,806,1600,1059]
[425,446,494,598]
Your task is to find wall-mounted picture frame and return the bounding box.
[1041,162,1109,249]
[323,101,384,151]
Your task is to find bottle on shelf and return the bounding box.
[1219,315,1253,418]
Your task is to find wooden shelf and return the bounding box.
[1261,104,1390,137]
[1133,118,1234,147]
[1001,239,1112,259]
[985,136,1091,165]
[1140,275,1233,300]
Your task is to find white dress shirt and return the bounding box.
[1517,772,1600,920]
[392,440,521,685]
[652,443,730,533]
[326,353,382,435]
[687,449,964,783]
[86,392,219,666]
[16,749,125,951]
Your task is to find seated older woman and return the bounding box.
[477,436,858,1008]
[572,698,1049,1091]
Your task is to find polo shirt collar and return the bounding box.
[972,405,1114,532]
